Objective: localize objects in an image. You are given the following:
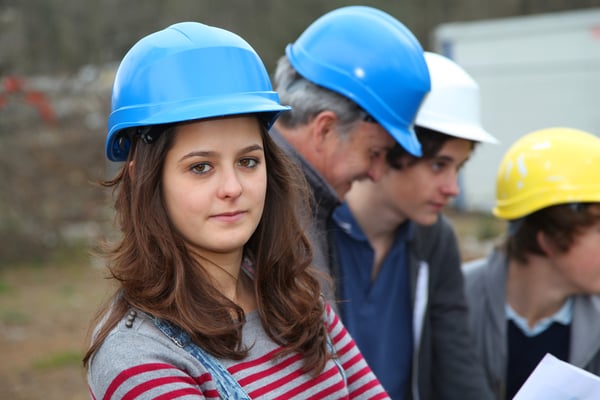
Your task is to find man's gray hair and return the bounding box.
[273,56,368,138]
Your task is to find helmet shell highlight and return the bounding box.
[106,22,290,161]
[415,52,498,144]
[494,127,600,220]
[286,6,430,156]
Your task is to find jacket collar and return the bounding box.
[484,250,509,338]
[570,295,600,367]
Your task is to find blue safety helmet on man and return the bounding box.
[105,22,290,162]
[285,6,430,156]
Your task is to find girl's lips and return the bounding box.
[212,210,246,222]
[216,211,242,216]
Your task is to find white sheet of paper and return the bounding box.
[513,353,600,399]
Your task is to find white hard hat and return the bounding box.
[415,52,498,144]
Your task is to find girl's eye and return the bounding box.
[190,163,212,174]
[239,158,259,168]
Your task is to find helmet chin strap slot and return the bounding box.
[111,125,165,160]
[136,124,173,145]
[111,133,131,161]
[136,126,157,144]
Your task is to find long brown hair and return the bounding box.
[83,116,329,374]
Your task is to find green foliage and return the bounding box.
[0,239,91,270]
[0,280,13,295]
[33,350,83,370]
[0,309,30,325]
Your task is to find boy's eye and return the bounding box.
[431,161,446,172]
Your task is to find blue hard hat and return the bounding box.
[106,22,290,161]
[286,6,430,156]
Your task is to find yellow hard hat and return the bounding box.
[493,127,600,220]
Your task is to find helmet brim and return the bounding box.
[106,94,290,161]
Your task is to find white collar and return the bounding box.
[506,298,573,337]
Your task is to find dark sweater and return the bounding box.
[506,320,570,399]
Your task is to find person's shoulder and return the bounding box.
[461,255,494,297]
[414,214,455,240]
[576,294,600,315]
[462,257,488,277]
[90,311,194,372]
[462,248,505,280]
[88,312,210,399]
[323,301,346,336]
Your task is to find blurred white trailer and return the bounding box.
[433,8,600,213]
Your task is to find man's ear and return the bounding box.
[310,110,338,152]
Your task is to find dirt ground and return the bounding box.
[0,250,114,400]
[0,211,502,400]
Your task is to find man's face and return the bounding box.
[320,120,395,199]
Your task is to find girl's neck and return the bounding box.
[190,249,256,312]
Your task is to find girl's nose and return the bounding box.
[217,168,243,199]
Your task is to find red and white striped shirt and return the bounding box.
[88,303,390,399]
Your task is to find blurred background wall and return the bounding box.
[4,0,600,75]
[1,0,600,264]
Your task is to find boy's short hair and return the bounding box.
[386,126,473,169]
[506,203,600,263]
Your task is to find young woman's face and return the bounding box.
[552,220,600,294]
[162,116,267,259]
[380,138,472,226]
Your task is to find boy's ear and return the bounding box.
[537,230,556,257]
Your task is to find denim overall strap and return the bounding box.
[325,327,348,386]
[321,300,347,387]
[153,317,251,400]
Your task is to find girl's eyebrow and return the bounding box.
[178,144,264,162]
[179,150,214,162]
[239,144,264,154]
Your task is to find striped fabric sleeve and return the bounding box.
[99,363,209,400]
[88,330,217,400]
[325,303,391,400]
